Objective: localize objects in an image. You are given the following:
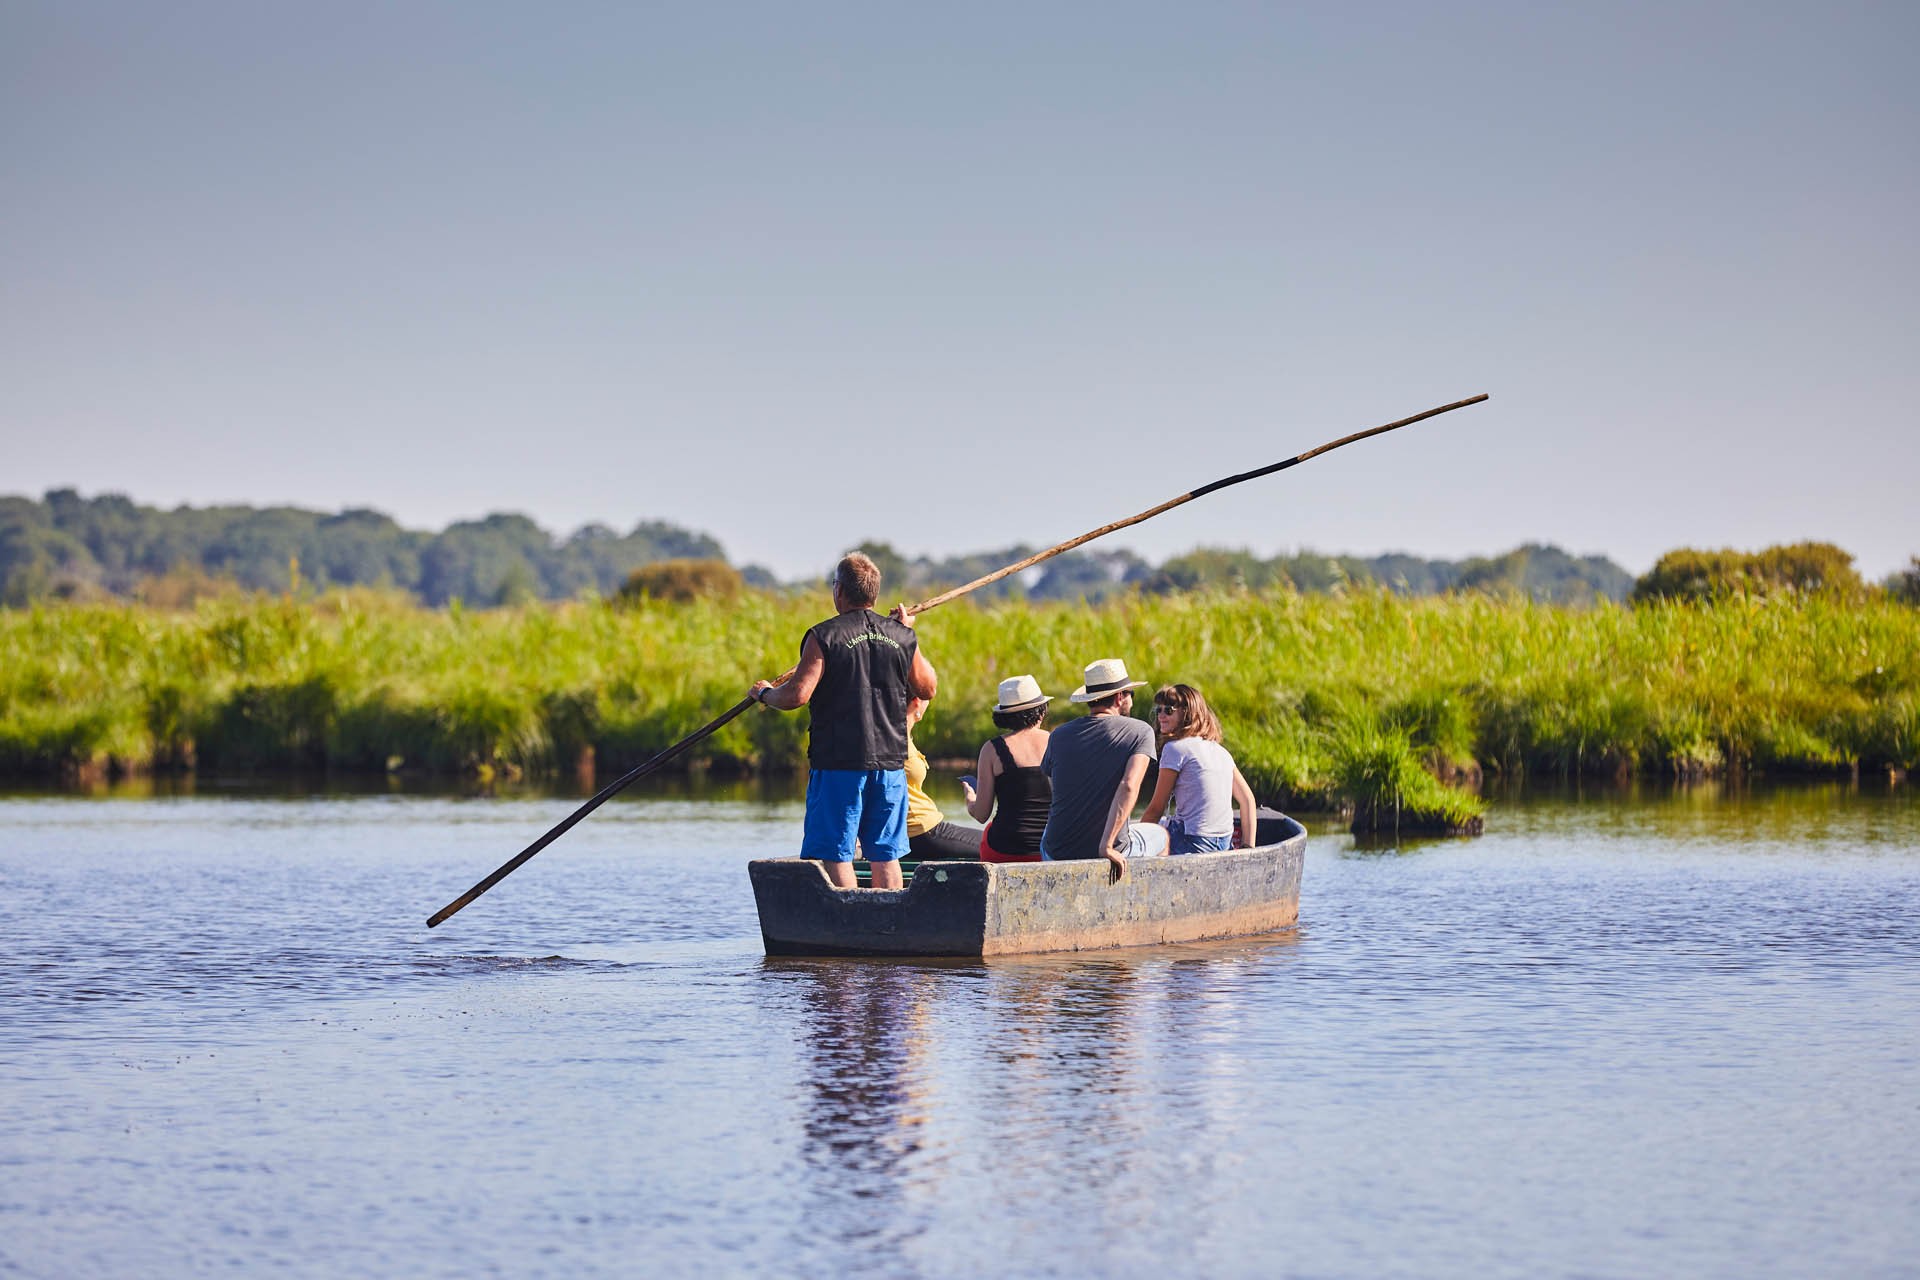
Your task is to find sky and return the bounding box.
[3,2,1915,581]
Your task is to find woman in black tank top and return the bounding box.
[962,676,1054,863]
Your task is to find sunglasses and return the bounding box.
[1153,704,1178,716]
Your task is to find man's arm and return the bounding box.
[1098,753,1153,881]
[909,650,938,702]
[749,634,824,710]
[891,604,938,701]
[1139,760,1178,826]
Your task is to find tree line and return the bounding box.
[0,490,730,606]
[845,539,1638,605]
[4,489,1911,608]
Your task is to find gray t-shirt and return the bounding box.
[1039,712,1157,860]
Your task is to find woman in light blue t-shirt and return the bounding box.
[1139,683,1259,854]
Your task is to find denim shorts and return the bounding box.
[802,768,908,864]
[1166,819,1233,856]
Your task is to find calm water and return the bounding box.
[2,778,1917,1279]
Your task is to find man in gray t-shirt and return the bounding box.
[1039,658,1170,878]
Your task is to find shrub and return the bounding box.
[1747,542,1866,599]
[1634,542,1864,602]
[134,564,246,610]
[617,559,745,605]
[1327,716,1486,836]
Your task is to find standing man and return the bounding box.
[1039,658,1169,881]
[749,552,938,890]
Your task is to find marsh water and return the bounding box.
[2,775,1916,1278]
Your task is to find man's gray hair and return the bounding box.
[834,552,881,607]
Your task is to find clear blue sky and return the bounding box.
[4,2,1915,579]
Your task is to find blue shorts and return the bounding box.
[1167,819,1233,856]
[802,769,908,864]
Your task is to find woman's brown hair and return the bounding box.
[1151,683,1221,744]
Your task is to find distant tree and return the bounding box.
[417,514,554,606]
[562,523,626,596]
[53,491,142,583]
[0,487,1671,611]
[41,489,186,592]
[629,519,727,564]
[618,558,745,604]
[1365,553,1448,594]
[1454,548,1532,597]
[312,509,423,590]
[1747,542,1865,599]
[1141,547,1271,594]
[1542,548,1636,603]
[739,564,782,590]
[556,520,728,597]
[492,562,541,607]
[1633,548,1749,602]
[201,507,327,592]
[913,545,1040,602]
[0,490,743,605]
[1271,553,1362,594]
[849,541,914,596]
[1030,549,1153,602]
[1889,557,1920,605]
[1634,542,1864,603]
[0,508,101,605]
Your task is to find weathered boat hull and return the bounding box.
[748,818,1306,957]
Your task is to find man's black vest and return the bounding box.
[802,609,918,771]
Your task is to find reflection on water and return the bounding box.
[782,960,938,1231]
[0,781,1915,1278]
[765,941,1318,1271]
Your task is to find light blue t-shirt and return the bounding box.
[1159,736,1236,838]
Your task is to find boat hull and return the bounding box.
[748,818,1306,957]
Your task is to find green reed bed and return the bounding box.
[1,592,1913,822]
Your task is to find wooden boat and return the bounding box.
[748,815,1306,957]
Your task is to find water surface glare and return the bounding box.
[2,783,1916,1278]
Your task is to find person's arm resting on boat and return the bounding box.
[1099,753,1152,882]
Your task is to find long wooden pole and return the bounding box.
[426,698,757,927]
[905,394,1488,613]
[425,392,1487,927]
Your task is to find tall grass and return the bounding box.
[1327,717,1487,836]
[2,590,1914,813]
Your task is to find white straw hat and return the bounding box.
[993,674,1051,713]
[1069,658,1148,704]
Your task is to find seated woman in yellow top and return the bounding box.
[903,696,986,860]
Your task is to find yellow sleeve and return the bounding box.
[903,737,943,837]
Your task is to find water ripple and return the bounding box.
[0,786,1916,1279]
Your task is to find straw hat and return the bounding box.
[993,674,1051,713]
[1068,658,1148,704]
